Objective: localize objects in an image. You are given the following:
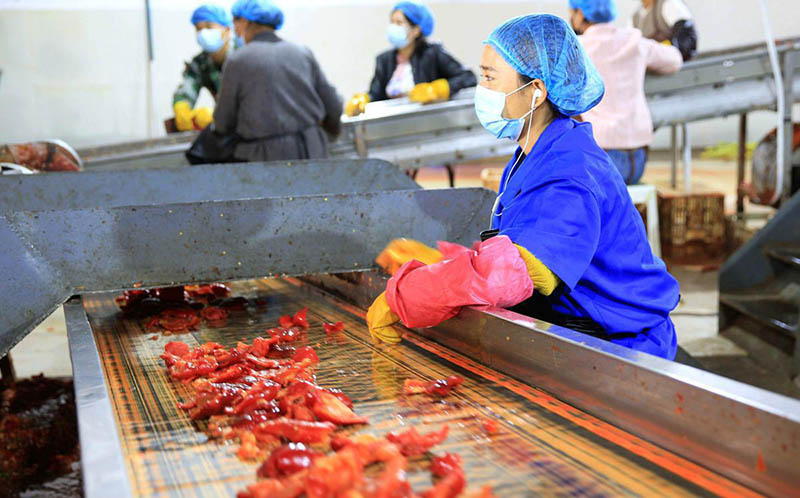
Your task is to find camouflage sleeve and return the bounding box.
[173,59,203,106]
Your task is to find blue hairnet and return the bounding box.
[486,14,605,116]
[231,0,248,18]
[568,0,618,23]
[393,1,434,37]
[239,0,285,29]
[190,4,232,27]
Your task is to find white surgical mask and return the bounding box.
[474,80,534,141]
[387,24,409,49]
[197,28,225,53]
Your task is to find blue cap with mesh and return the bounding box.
[231,0,248,19]
[238,0,284,30]
[191,4,232,27]
[568,0,618,23]
[393,1,434,37]
[486,14,605,116]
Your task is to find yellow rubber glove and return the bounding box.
[366,291,402,344]
[174,101,195,131]
[661,39,673,46]
[375,238,443,276]
[431,78,450,100]
[408,82,437,104]
[514,244,559,296]
[193,107,214,129]
[345,93,370,117]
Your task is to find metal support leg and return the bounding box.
[737,113,748,215]
[444,164,455,188]
[670,124,678,189]
[0,353,15,383]
[782,51,797,204]
[682,123,691,194]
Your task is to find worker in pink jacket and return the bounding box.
[570,0,682,184]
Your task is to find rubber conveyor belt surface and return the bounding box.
[80,277,759,497]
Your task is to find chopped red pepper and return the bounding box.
[253,418,336,444]
[311,390,368,425]
[385,425,449,457]
[292,308,309,329]
[278,315,295,329]
[427,376,464,397]
[403,375,463,397]
[482,418,499,434]
[258,443,323,479]
[420,467,466,498]
[201,306,229,321]
[291,346,319,365]
[164,341,190,358]
[431,453,462,477]
[323,321,345,335]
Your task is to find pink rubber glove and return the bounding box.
[385,235,534,329]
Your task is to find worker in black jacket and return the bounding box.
[345,1,476,116]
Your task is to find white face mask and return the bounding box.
[387,24,410,49]
[197,28,225,53]
[474,80,534,141]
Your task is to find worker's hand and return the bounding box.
[193,107,214,129]
[661,39,673,46]
[366,291,402,344]
[376,238,443,276]
[174,101,195,131]
[409,79,449,104]
[345,93,370,117]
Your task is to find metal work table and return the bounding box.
[1,162,799,496]
[76,39,800,203]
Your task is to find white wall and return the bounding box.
[0,0,799,148]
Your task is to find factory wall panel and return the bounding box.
[0,0,798,149]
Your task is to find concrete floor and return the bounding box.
[5,156,794,398]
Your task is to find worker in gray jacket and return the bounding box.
[213,0,342,161]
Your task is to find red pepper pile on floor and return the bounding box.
[158,305,489,498]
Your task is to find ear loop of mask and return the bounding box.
[490,87,543,226]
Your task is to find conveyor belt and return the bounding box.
[79,277,759,497]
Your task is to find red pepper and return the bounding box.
[164,341,190,358]
[403,376,463,397]
[258,443,323,479]
[253,418,336,444]
[292,308,309,329]
[278,315,295,329]
[323,321,345,335]
[311,390,368,425]
[229,381,281,415]
[245,354,283,370]
[427,375,463,397]
[291,346,319,365]
[420,467,466,498]
[430,453,462,477]
[208,364,250,383]
[201,306,229,321]
[482,418,499,434]
[385,425,449,457]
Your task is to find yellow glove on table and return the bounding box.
[514,244,559,296]
[173,101,195,131]
[345,93,370,117]
[375,238,443,276]
[409,79,449,104]
[431,78,450,100]
[366,291,402,344]
[193,107,214,129]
